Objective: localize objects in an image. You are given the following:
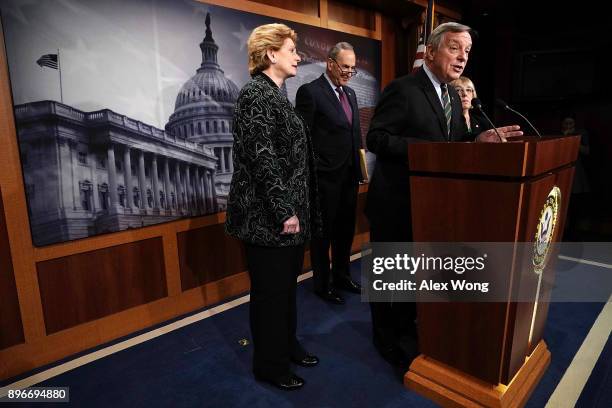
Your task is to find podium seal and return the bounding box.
[533,186,561,274]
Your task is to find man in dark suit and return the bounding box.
[295,42,363,305]
[365,22,522,371]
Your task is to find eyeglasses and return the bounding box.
[330,58,357,77]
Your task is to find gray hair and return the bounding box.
[328,42,354,59]
[427,22,472,50]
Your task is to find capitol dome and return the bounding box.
[165,12,238,211]
[167,13,238,139]
[174,69,240,109]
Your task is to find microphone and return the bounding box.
[496,98,542,138]
[470,98,503,142]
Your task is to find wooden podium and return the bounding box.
[404,136,580,407]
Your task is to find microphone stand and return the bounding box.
[496,99,542,139]
[471,98,503,143]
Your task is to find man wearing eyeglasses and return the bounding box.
[295,42,364,305]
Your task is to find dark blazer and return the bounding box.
[365,67,470,235]
[225,73,321,247]
[468,109,493,137]
[295,74,363,182]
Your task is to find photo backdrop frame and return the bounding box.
[1,0,381,247]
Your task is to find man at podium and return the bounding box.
[364,22,522,373]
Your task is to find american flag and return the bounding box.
[413,0,434,74]
[36,53,58,70]
[412,36,425,73]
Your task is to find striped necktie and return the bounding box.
[441,83,452,137]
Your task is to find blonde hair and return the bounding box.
[247,23,297,76]
[450,76,478,98]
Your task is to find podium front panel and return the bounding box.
[411,163,574,384]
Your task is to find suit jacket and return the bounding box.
[468,109,493,137]
[295,74,363,182]
[225,73,321,247]
[365,67,470,235]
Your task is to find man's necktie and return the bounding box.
[336,87,353,125]
[441,83,452,137]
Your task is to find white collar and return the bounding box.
[422,63,445,105]
[422,62,443,89]
[324,72,342,96]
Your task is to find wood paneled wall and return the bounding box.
[0,187,24,349]
[37,238,167,334]
[251,0,320,16]
[0,0,379,382]
[0,0,461,381]
[178,224,246,291]
[328,1,376,30]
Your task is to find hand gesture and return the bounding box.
[476,125,523,143]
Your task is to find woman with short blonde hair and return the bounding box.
[450,76,491,135]
[227,23,321,391]
[247,23,297,75]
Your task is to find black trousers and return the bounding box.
[368,221,417,358]
[244,242,306,380]
[310,164,358,292]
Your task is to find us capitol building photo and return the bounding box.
[15,13,234,246]
[14,12,378,247]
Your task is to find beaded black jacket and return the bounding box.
[225,73,321,246]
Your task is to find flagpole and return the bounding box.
[57,48,63,104]
[425,0,435,42]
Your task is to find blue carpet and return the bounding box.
[526,301,605,408]
[576,331,612,408]
[18,259,607,407]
